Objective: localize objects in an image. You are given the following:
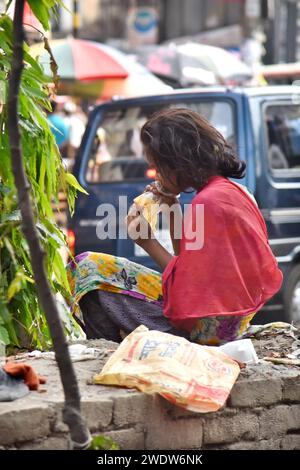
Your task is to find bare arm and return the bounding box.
[137,238,173,271]
[126,185,181,270]
[142,183,182,256]
[126,208,173,271]
[168,202,182,256]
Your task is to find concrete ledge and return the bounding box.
[1,339,299,450]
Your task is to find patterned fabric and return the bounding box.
[66,252,162,322]
[80,290,189,342]
[190,313,256,346]
[66,251,255,345]
[162,176,282,328]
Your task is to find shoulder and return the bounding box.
[232,181,258,206]
[192,176,261,223]
[192,176,230,205]
[194,177,256,206]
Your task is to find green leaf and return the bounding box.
[89,435,120,451]
[5,320,20,347]
[65,173,89,195]
[23,275,35,285]
[27,0,51,31]
[36,222,62,248]
[0,78,6,105]
[7,271,24,302]
[0,8,80,349]
[0,298,11,323]
[3,237,17,265]
[0,210,21,224]
[53,251,71,293]
[38,149,46,190]
[0,325,10,345]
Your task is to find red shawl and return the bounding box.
[162,176,283,331]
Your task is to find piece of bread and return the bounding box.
[133,192,160,230]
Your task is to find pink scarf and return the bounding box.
[162,176,283,331]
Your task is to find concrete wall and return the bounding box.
[0,361,299,450]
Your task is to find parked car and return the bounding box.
[69,86,300,324]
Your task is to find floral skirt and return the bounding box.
[66,252,255,345]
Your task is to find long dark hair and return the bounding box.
[141,107,246,190]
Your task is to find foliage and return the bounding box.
[89,435,120,451]
[0,2,85,349]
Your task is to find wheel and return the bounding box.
[284,264,300,324]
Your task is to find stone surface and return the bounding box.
[229,378,282,407]
[0,403,54,445]
[103,428,145,450]
[282,375,300,402]
[81,398,114,431]
[259,405,290,439]
[18,435,69,450]
[281,434,300,450]
[203,413,259,445]
[113,393,150,429]
[224,439,281,450]
[0,338,299,450]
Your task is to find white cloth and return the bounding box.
[64,115,85,148]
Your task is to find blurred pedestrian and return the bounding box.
[63,101,86,168]
[47,100,69,152]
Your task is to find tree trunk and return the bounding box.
[7,0,91,450]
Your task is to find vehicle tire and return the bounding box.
[284,264,300,324]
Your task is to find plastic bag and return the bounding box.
[0,368,29,402]
[93,326,240,413]
[218,339,259,364]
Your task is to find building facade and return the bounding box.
[52,0,300,65]
[54,0,246,48]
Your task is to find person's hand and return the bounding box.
[143,182,179,207]
[125,203,154,246]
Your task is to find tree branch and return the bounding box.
[7,0,90,450]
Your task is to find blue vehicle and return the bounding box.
[69,86,300,323]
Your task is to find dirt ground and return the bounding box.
[251,325,299,357]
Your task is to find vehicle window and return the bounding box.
[85,100,235,183]
[265,104,300,175]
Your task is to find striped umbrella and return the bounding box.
[30,38,129,97]
[95,46,171,100]
[31,39,168,99]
